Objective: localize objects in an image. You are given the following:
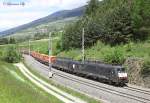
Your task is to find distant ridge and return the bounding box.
[0,6,86,37]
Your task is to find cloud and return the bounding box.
[0,19,27,32]
[59,0,88,9]
[0,11,49,31]
[0,0,88,32]
[25,0,88,9]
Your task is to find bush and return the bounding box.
[142,60,150,75]
[0,50,3,59]
[104,48,125,64]
[4,46,21,63]
[124,42,133,52]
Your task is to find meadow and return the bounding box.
[0,61,63,103]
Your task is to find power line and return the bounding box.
[29,40,30,56]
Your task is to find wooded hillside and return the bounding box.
[60,0,150,50]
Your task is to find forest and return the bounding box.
[60,0,150,50]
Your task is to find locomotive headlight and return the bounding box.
[118,73,127,78]
[73,64,75,69]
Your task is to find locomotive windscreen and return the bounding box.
[117,68,125,73]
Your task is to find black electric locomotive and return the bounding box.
[52,58,128,86]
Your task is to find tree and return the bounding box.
[61,0,150,50]
[101,4,132,45]
[9,37,16,44]
[131,0,150,40]
[85,0,99,16]
[4,46,21,63]
[0,38,8,45]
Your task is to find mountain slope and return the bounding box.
[11,17,79,40]
[0,6,86,37]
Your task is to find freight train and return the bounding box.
[28,51,128,86]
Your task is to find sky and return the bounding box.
[0,0,89,32]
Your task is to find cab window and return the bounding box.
[117,68,125,73]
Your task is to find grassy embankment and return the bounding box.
[0,61,62,103]
[19,38,59,55]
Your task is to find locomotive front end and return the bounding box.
[117,68,128,85]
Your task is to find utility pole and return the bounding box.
[29,40,30,56]
[8,36,10,44]
[82,28,85,64]
[49,32,51,71]
[48,32,53,78]
[18,44,20,54]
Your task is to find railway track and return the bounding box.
[46,68,150,103]
[125,86,150,96]
[24,55,150,103]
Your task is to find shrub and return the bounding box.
[104,48,125,64]
[0,50,3,59]
[142,60,150,75]
[124,42,133,52]
[4,46,21,63]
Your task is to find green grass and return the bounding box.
[19,37,59,55]
[58,41,150,62]
[20,39,49,54]
[0,44,12,59]
[0,61,63,103]
[23,61,101,103]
